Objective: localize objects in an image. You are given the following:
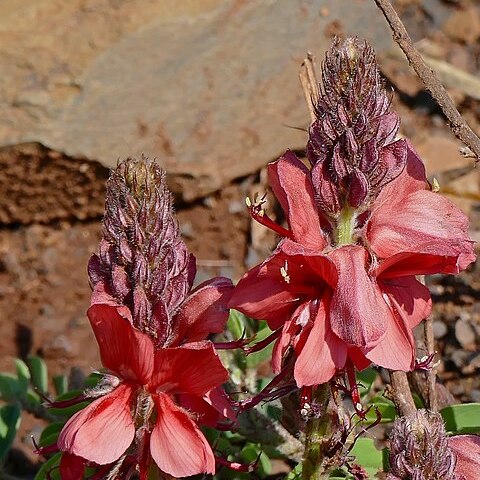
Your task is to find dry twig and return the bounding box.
[373,0,480,162]
[388,371,417,417]
[299,53,320,123]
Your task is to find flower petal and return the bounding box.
[172,277,233,345]
[87,303,154,384]
[272,316,298,373]
[364,294,415,371]
[151,392,215,477]
[295,296,347,386]
[311,158,342,214]
[229,240,336,331]
[150,342,228,396]
[268,151,327,249]
[380,276,432,329]
[449,434,480,480]
[375,252,475,278]
[329,245,388,348]
[369,189,475,268]
[368,143,475,271]
[204,386,237,422]
[374,140,427,199]
[178,387,236,427]
[59,453,85,480]
[58,384,134,465]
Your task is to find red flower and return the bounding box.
[449,434,480,480]
[229,144,475,386]
[57,302,230,478]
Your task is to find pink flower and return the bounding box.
[51,158,235,478]
[229,145,475,386]
[58,302,230,478]
[449,434,480,480]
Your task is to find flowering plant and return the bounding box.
[19,37,480,480]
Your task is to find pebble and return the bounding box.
[462,352,480,375]
[455,319,476,349]
[470,390,480,403]
[180,221,194,239]
[449,382,465,397]
[450,349,471,370]
[42,334,76,359]
[228,200,244,214]
[433,320,448,339]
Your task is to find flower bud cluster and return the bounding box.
[388,409,457,480]
[88,157,195,347]
[307,37,406,214]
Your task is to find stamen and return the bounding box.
[244,328,282,355]
[247,192,295,239]
[238,364,296,410]
[346,362,368,420]
[415,352,439,371]
[280,260,290,283]
[216,453,261,473]
[214,328,253,350]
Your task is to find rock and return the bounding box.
[413,134,479,213]
[471,389,480,403]
[455,319,477,350]
[0,0,394,202]
[450,348,471,370]
[462,352,480,374]
[433,320,448,339]
[443,6,480,44]
[0,143,108,225]
[42,333,76,359]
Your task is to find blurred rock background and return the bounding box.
[0,0,479,476]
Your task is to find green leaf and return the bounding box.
[38,422,64,447]
[356,367,377,398]
[0,404,21,461]
[34,452,62,480]
[286,463,302,479]
[258,452,272,477]
[246,323,274,368]
[227,309,249,339]
[365,393,396,424]
[382,447,390,472]
[15,359,30,399]
[441,403,480,434]
[0,373,20,403]
[27,356,48,394]
[350,437,383,477]
[240,444,271,477]
[328,469,350,479]
[26,388,41,406]
[53,375,68,396]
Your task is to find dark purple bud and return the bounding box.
[307,37,406,214]
[388,409,457,480]
[89,157,196,347]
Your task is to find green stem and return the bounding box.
[335,205,356,246]
[302,384,331,480]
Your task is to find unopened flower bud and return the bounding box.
[88,157,195,347]
[388,409,456,480]
[307,37,406,215]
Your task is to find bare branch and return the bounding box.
[299,53,320,123]
[373,0,480,162]
[388,370,417,417]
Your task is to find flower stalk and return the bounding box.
[302,384,331,480]
[335,205,357,246]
